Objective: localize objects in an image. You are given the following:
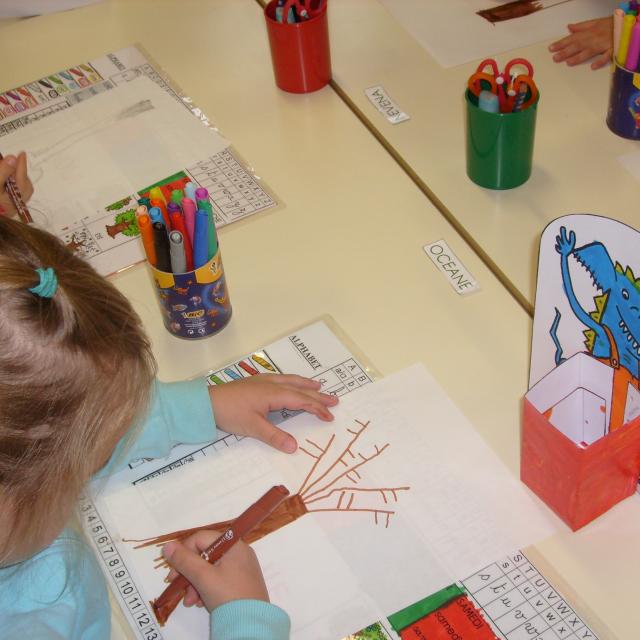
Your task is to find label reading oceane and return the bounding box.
[424,240,480,295]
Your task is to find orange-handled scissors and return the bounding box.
[468,72,497,97]
[503,58,535,96]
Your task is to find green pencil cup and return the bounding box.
[465,89,539,190]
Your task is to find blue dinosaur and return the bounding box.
[555,226,640,430]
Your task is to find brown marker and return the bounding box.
[151,484,290,626]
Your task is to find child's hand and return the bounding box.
[162,530,269,611]
[549,17,613,70]
[0,152,33,217]
[209,374,338,454]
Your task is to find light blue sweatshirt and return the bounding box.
[0,379,290,640]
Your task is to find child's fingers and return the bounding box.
[15,152,33,201]
[246,414,299,453]
[566,19,599,33]
[265,373,323,391]
[0,155,17,191]
[591,50,612,70]
[270,387,337,421]
[548,33,573,52]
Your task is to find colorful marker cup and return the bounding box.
[465,88,539,190]
[148,248,232,340]
[264,0,331,93]
[606,61,640,140]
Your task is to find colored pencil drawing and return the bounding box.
[550,226,640,431]
[477,0,576,23]
[124,419,410,564]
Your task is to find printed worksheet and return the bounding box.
[81,322,556,640]
[0,46,276,275]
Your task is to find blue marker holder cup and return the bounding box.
[149,249,232,340]
[606,61,640,140]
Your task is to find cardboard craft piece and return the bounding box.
[523,214,640,529]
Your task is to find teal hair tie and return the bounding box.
[29,267,58,299]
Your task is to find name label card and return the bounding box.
[364,85,410,124]
[424,240,480,295]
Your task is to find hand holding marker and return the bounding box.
[136,182,218,273]
[467,57,538,114]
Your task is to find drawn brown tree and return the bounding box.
[126,419,410,565]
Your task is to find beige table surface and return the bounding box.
[326,0,640,314]
[0,1,638,638]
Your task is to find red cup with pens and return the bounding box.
[137,181,232,339]
[264,0,331,93]
[465,57,540,190]
[607,3,640,139]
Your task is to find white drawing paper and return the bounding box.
[378,0,617,68]
[3,75,229,233]
[91,364,556,639]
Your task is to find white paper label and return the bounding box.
[423,240,480,295]
[364,85,410,124]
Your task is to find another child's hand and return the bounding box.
[163,531,269,611]
[209,374,338,453]
[0,152,33,217]
[548,17,613,70]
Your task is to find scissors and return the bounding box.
[502,58,535,96]
[468,57,536,112]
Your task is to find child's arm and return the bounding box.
[549,17,613,70]
[100,374,337,476]
[0,152,33,217]
[163,531,290,640]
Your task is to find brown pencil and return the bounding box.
[0,152,32,223]
[151,484,290,626]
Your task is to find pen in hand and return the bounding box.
[0,152,33,223]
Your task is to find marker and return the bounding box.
[152,221,172,272]
[137,213,157,266]
[169,211,194,270]
[150,198,171,229]
[149,186,167,205]
[137,196,151,209]
[617,14,636,66]
[136,204,148,218]
[170,189,184,206]
[148,206,164,226]
[195,188,218,258]
[169,231,187,273]
[184,181,198,204]
[625,20,640,70]
[193,209,209,269]
[181,197,196,245]
[151,485,290,626]
[614,8,625,58]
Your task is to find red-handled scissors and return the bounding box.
[509,75,539,112]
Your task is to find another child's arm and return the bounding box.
[163,531,290,640]
[0,152,33,217]
[549,16,613,69]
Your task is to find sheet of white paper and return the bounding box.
[378,0,617,68]
[93,364,556,639]
[3,75,229,232]
[0,0,103,17]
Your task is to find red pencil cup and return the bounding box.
[264,0,331,93]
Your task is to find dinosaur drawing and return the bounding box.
[554,226,640,430]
